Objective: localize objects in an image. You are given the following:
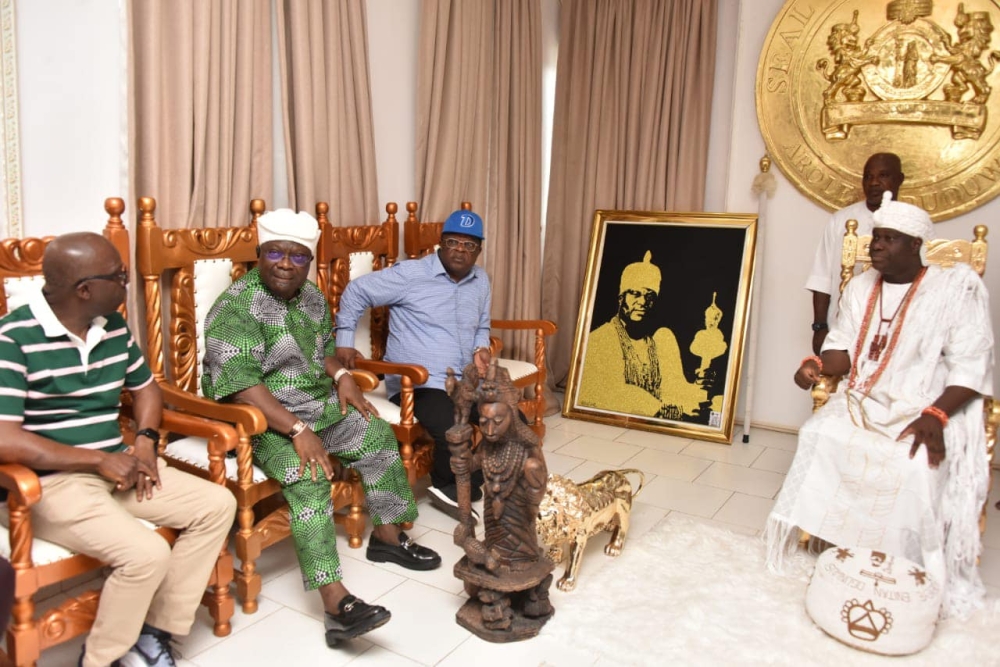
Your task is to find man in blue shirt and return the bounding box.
[336,210,492,522]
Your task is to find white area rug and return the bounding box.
[542,514,998,666]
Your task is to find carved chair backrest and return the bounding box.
[402,201,473,259]
[838,220,989,294]
[315,202,399,359]
[0,199,130,317]
[136,197,263,397]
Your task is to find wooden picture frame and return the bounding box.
[563,210,758,444]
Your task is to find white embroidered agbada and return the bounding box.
[765,262,994,619]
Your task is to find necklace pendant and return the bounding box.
[868,334,887,361]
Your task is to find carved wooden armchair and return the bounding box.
[402,201,557,436]
[134,197,371,615]
[810,221,998,535]
[0,199,233,666]
[314,202,434,485]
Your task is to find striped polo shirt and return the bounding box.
[0,291,153,453]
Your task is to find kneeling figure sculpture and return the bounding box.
[446,361,554,642]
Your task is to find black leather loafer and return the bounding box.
[324,595,391,646]
[366,531,442,571]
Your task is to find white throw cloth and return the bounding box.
[766,264,994,619]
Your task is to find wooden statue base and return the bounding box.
[453,556,555,643]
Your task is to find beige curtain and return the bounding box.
[416,0,543,361]
[275,0,379,223]
[542,0,718,386]
[129,0,273,229]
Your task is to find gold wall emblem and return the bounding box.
[757,0,1000,220]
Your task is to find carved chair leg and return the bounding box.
[7,589,38,667]
[208,546,234,636]
[234,506,262,615]
[341,476,366,549]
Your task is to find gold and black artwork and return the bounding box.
[564,211,757,444]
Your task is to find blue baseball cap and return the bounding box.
[442,209,485,240]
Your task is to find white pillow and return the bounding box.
[806,546,942,656]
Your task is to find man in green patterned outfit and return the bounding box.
[202,209,440,647]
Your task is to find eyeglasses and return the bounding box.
[74,269,129,288]
[441,238,481,252]
[262,249,312,267]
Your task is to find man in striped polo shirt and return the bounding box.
[0,233,236,667]
[335,209,494,523]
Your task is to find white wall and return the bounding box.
[16,0,125,237]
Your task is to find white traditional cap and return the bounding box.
[257,209,320,255]
[619,250,661,295]
[872,191,933,264]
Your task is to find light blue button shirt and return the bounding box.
[336,252,492,396]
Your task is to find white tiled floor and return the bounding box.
[30,410,1000,666]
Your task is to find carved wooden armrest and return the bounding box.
[0,464,41,569]
[354,359,429,386]
[348,369,379,393]
[0,464,41,509]
[488,335,503,356]
[985,397,999,466]
[491,319,558,335]
[159,383,268,435]
[490,319,557,370]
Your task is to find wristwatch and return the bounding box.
[811,322,829,332]
[288,420,308,439]
[135,428,160,442]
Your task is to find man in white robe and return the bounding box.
[766,192,993,618]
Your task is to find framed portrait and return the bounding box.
[563,210,758,444]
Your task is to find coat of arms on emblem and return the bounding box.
[819,0,1000,140]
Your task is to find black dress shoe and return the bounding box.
[428,485,481,524]
[366,531,442,571]
[324,595,391,646]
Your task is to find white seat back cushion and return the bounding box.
[364,383,405,425]
[3,276,44,312]
[193,259,235,397]
[348,251,374,356]
[346,251,419,426]
[497,357,538,382]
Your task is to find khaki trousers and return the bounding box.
[30,460,236,667]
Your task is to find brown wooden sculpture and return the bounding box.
[445,361,554,642]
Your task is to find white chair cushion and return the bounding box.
[0,504,156,566]
[193,259,235,397]
[497,357,538,382]
[3,276,44,312]
[348,252,375,357]
[364,384,405,425]
[806,546,942,656]
[165,436,269,484]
